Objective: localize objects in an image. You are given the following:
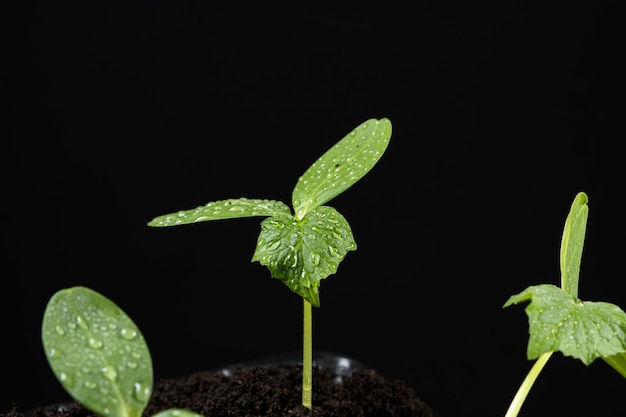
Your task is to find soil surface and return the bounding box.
[2,361,433,417]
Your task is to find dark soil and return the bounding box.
[2,361,433,417]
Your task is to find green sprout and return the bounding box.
[503,192,626,417]
[42,286,201,417]
[147,118,392,409]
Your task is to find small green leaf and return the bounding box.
[560,191,589,297]
[42,286,153,417]
[292,118,391,220]
[251,206,356,307]
[152,410,204,417]
[148,198,292,227]
[603,352,626,378]
[504,284,626,365]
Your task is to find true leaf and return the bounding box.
[42,286,153,417]
[148,198,291,227]
[292,118,391,220]
[251,206,356,307]
[503,284,626,365]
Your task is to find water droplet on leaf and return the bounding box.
[133,381,152,402]
[89,338,103,349]
[120,328,137,340]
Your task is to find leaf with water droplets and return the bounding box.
[148,198,291,227]
[503,284,626,365]
[251,206,356,307]
[292,118,391,220]
[42,286,153,417]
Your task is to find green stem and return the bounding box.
[302,299,313,409]
[505,351,553,417]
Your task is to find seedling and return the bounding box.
[147,118,392,409]
[42,286,202,417]
[503,192,626,417]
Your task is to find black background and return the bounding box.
[5,2,622,416]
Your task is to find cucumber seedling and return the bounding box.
[148,118,392,409]
[504,192,626,416]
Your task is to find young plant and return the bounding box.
[147,117,392,409]
[503,192,626,417]
[42,286,201,417]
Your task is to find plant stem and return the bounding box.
[504,351,553,417]
[302,299,313,409]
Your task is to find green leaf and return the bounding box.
[152,410,204,417]
[560,191,589,297]
[603,352,626,378]
[503,284,626,365]
[251,206,356,307]
[42,286,153,417]
[148,198,291,227]
[292,118,391,220]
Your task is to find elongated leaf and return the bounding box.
[251,206,356,307]
[148,198,291,227]
[504,284,626,365]
[292,118,391,220]
[560,191,589,297]
[42,287,153,417]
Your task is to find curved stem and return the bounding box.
[504,351,553,417]
[302,299,313,409]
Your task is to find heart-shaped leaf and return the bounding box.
[251,206,356,307]
[504,284,626,365]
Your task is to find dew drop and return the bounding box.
[102,365,117,381]
[76,315,89,330]
[267,241,281,251]
[59,372,74,388]
[120,328,137,340]
[55,326,65,336]
[133,381,152,402]
[89,338,103,349]
[84,380,97,389]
